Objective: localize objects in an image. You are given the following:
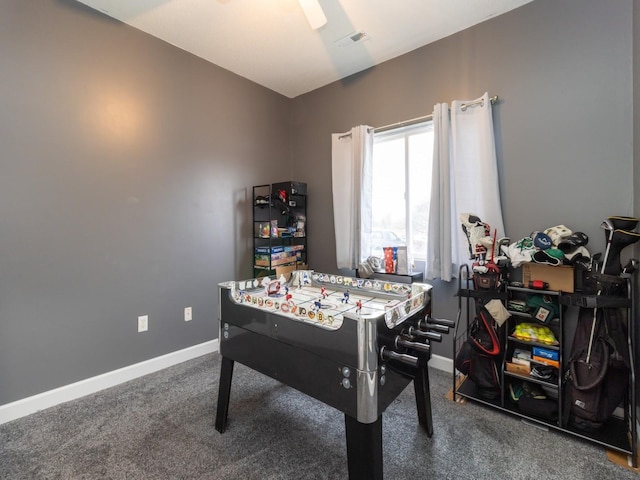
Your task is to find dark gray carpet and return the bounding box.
[1,353,637,479]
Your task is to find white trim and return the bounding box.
[0,342,454,425]
[0,340,218,425]
[429,353,454,374]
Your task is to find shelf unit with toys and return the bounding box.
[252,182,307,277]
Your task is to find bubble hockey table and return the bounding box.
[215,270,451,480]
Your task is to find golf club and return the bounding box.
[623,258,638,275]
[600,219,615,275]
[587,219,615,363]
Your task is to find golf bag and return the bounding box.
[563,273,630,432]
[455,306,502,400]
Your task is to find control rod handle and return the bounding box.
[425,316,455,328]
[408,326,443,343]
[395,335,431,355]
[380,346,418,368]
[424,324,449,334]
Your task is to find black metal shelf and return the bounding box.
[507,285,560,295]
[507,310,560,324]
[455,376,504,409]
[507,336,560,351]
[457,376,633,455]
[503,370,558,389]
[252,183,307,276]
[454,268,637,467]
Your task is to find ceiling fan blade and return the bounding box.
[298,0,327,30]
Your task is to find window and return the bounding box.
[371,122,434,262]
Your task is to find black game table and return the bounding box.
[215,270,447,479]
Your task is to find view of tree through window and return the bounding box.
[371,122,433,262]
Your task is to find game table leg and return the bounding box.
[215,356,235,433]
[414,361,433,437]
[344,414,383,480]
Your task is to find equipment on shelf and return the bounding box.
[453,248,638,467]
[252,182,307,276]
[563,272,632,432]
[454,263,507,401]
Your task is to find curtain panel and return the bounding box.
[331,126,374,270]
[426,92,505,281]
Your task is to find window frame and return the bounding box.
[371,120,434,262]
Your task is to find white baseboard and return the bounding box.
[0,343,453,426]
[0,340,219,425]
[429,353,454,374]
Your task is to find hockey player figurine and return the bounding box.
[341,290,350,304]
[313,299,322,311]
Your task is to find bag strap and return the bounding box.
[569,337,610,391]
[560,294,630,309]
[468,306,501,356]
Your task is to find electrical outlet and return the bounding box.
[138,315,148,332]
[184,307,192,322]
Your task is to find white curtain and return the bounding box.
[426,103,453,281]
[331,125,374,269]
[426,92,505,281]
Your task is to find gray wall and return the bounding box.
[0,0,291,404]
[2,0,637,405]
[292,0,635,358]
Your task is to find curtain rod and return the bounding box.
[339,95,498,139]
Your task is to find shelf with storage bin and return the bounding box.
[252,182,307,277]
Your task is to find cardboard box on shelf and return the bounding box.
[513,348,532,361]
[532,356,560,368]
[254,251,297,267]
[275,264,297,279]
[254,245,304,254]
[255,245,285,254]
[275,263,309,280]
[522,263,574,293]
[506,362,531,376]
[532,346,559,361]
[511,357,531,368]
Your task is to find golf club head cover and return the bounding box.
[460,213,490,260]
[543,225,572,247]
[530,231,552,250]
[564,246,591,262]
[558,232,589,253]
[603,229,640,275]
[608,216,639,231]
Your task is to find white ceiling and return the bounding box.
[76,0,535,98]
